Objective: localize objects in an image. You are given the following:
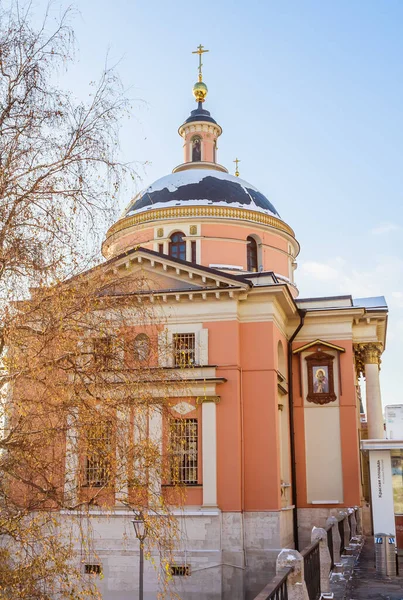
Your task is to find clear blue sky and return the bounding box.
[38,0,403,408]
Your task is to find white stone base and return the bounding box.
[58,508,296,599]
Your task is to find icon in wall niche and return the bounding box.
[314,366,329,393]
[306,350,336,405]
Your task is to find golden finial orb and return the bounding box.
[193,80,208,103]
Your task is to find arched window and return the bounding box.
[133,333,150,362]
[169,232,186,261]
[192,136,201,162]
[247,236,258,272]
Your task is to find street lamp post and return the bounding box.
[132,512,147,600]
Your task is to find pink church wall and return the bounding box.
[339,343,362,506]
[202,320,289,512]
[106,226,155,256]
[200,223,291,275]
[201,240,246,269]
[206,320,242,511]
[240,321,281,511]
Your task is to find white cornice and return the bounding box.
[361,439,403,450]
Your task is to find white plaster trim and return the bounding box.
[361,439,403,450]
[311,500,340,505]
[202,401,217,506]
[209,263,244,271]
[60,508,221,517]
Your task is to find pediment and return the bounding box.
[98,247,250,297]
[293,339,346,354]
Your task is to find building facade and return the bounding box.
[16,62,388,600]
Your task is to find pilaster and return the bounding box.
[197,395,219,506]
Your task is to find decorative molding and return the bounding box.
[189,225,197,235]
[293,339,346,354]
[157,227,164,238]
[171,401,196,415]
[354,342,383,375]
[105,206,296,241]
[305,350,337,405]
[277,383,288,396]
[196,395,220,405]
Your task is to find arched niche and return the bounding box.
[133,333,150,362]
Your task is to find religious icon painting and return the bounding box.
[313,366,329,394]
[305,350,336,405]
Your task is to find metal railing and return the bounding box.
[253,567,293,600]
[326,524,334,569]
[338,518,345,555]
[253,509,358,600]
[301,540,321,600]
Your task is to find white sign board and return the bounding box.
[369,450,396,535]
[385,404,403,440]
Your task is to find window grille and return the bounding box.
[170,418,198,485]
[93,337,114,369]
[84,564,102,575]
[85,421,112,487]
[170,565,191,577]
[173,333,195,367]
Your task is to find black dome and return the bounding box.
[123,169,281,219]
[184,104,217,125]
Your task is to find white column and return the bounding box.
[363,344,384,439]
[185,238,192,262]
[115,408,129,505]
[201,399,218,506]
[149,406,163,506]
[64,410,79,507]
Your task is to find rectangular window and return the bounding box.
[170,418,198,485]
[173,333,195,367]
[158,243,164,254]
[93,336,114,369]
[85,421,113,487]
[84,564,102,575]
[170,565,191,577]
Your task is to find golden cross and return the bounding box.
[234,158,241,177]
[192,44,209,82]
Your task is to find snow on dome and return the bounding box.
[122,169,281,219]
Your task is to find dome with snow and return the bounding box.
[123,169,281,219]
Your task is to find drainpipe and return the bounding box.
[288,308,306,551]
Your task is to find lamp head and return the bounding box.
[132,513,147,541]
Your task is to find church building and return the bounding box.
[18,47,388,600]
